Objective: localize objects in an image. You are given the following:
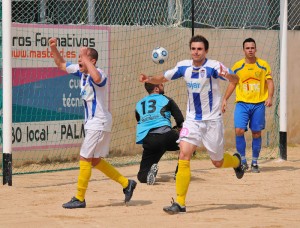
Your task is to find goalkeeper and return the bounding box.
[135,83,184,185]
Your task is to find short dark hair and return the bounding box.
[144,83,159,94]
[189,35,209,50]
[243,38,256,49]
[87,48,98,62]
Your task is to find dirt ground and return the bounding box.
[1,146,299,228]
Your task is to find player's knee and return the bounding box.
[91,158,101,167]
[178,150,193,160]
[211,160,223,168]
[252,131,261,138]
[235,128,245,136]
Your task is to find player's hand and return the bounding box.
[172,125,182,133]
[219,64,228,78]
[265,97,273,107]
[221,99,227,113]
[139,74,149,82]
[49,37,57,47]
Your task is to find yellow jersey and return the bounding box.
[232,58,272,103]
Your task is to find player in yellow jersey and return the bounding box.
[222,38,274,173]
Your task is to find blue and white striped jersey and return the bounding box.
[164,59,232,121]
[66,63,112,131]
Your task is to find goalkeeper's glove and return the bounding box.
[172,125,182,132]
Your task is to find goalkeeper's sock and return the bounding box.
[94,159,128,189]
[76,160,92,202]
[236,135,247,164]
[252,137,262,165]
[221,152,240,168]
[176,160,191,207]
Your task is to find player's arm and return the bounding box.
[140,63,184,84]
[223,72,239,83]
[218,64,239,83]
[139,74,168,84]
[80,47,102,84]
[49,37,66,71]
[135,110,140,122]
[167,97,184,129]
[265,78,274,107]
[219,70,239,83]
[222,82,237,113]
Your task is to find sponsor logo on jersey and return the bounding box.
[200,69,206,78]
[186,82,200,89]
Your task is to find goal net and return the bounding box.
[1,0,298,174]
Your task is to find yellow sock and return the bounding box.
[176,160,191,207]
[94,159,128,188]
[76,160,92,202]
[221,152,240,168]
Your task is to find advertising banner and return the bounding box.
[8,23,110,150]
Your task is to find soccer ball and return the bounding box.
[151,47,168,64]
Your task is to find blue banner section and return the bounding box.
[13,74,84,123]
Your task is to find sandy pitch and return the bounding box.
[1,146,299,228]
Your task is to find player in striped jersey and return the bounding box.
[49,37,136,209]
[222,38,274,173]
[139,35,245,214]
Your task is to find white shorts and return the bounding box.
[80,129,111,158]
[178,119,224,161]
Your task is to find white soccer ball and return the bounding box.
[151,47,169,64]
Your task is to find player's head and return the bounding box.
[243,38,256,59]
[87,48,98,62]
[243,38,256,49]
[78,47,98,72]
[189,35,209,65]
[189,35,209,51]
[144,83,164,95]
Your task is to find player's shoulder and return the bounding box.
[136,95,149,106]
[232,58,245,68]
[156,94,169,100]
[256,58,269,66]
[204,59,221,67]
[149,94,170,103]
[206,59,219,64]
[95,66,107,76]
[66,62,80,74]
[141,93,161,100]
[161,94,173,101]
[176,59,193,67]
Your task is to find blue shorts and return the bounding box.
[234,102,265,132]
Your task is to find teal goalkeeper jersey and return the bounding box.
[135,94,183,144]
